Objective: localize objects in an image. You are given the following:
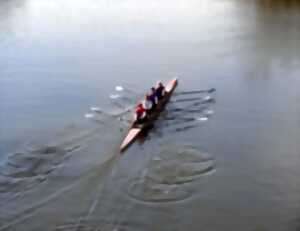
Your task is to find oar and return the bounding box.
[175,88,216,96]
[171,97,204,103]
[162,124,199,133]
[115,85,140,97]
[90,106,133,118]
[164,116,196,121]
[163,115,209,131]
[168,98,212,113]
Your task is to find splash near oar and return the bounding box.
[120,78,178,153]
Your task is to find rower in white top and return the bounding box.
[142,94,154,113]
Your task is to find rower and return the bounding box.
[134,103,146,123]
[155,81,165,100]
[149,87,158,109]
[142,94,154,113]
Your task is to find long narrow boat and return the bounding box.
[120,78,178,153]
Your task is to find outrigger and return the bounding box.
[120,78,178,153]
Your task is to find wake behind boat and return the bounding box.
[120,78,178,153]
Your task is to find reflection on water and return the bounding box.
[0,0,300,230]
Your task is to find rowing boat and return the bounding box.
[120,78,178,153]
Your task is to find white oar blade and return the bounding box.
[115,86,124,91]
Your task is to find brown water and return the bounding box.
[0,0,300,230]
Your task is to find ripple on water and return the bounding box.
[0,144,80,195]
[126,176,191,203]
[125,145,215,203]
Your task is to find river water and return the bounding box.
[0,0,300,230]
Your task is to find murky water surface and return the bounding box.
[0,0,300,230]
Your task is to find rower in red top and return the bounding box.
[134,103,146,123]
[155,81,165,100]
